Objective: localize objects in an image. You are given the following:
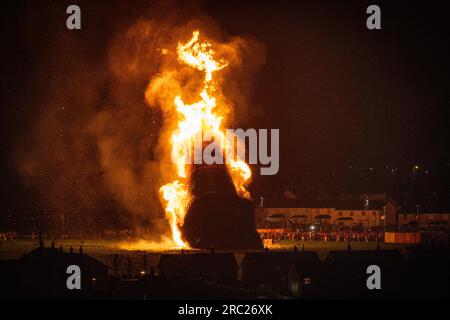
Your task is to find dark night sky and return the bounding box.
[1,0,449,222]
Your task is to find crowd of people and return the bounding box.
[259,230,383,242]
[0,232,17,241]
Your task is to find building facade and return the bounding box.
[255,198,385,229]
[255,196,450,231]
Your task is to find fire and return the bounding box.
[159,181,189,248]
[156,31,252,248]
[117,237,180,251]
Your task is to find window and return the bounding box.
[362,211,366,217]
[304,277,311,285]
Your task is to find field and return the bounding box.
[0,238,408,266]
[0,239,167,272]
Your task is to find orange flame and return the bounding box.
[157,31,251,248]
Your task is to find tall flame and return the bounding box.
[158,31,251,248]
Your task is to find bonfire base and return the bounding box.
[182,193,263,250]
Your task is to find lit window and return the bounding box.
[304,277,311,285]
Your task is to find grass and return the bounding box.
[270,239,404,251]
[0,239,164,272]
[1,238,407,261]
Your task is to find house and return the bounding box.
[325,250,405,298]
[402,249,449,298]
[0,259,21,298]
[286,260,326,298]
[333,199,385,228]
[158,253,238,281]
[240,251,323,296]
[396,199,450,230]
[255,196,386,229]
[1,246,109,298]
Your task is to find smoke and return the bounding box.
[13,1,265,238]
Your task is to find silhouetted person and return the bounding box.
[70,246,73,254]
[180,248,185,255]
[293,245,298,252]
[302,244,305,251]
[210,246,215,254]
[79,246,83,255]
[59,245,63,252]
[347,242,352,251]
[264,246,269,253]
[39,232,44,248]
[51,241,55,249]
[376,241,380,251]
